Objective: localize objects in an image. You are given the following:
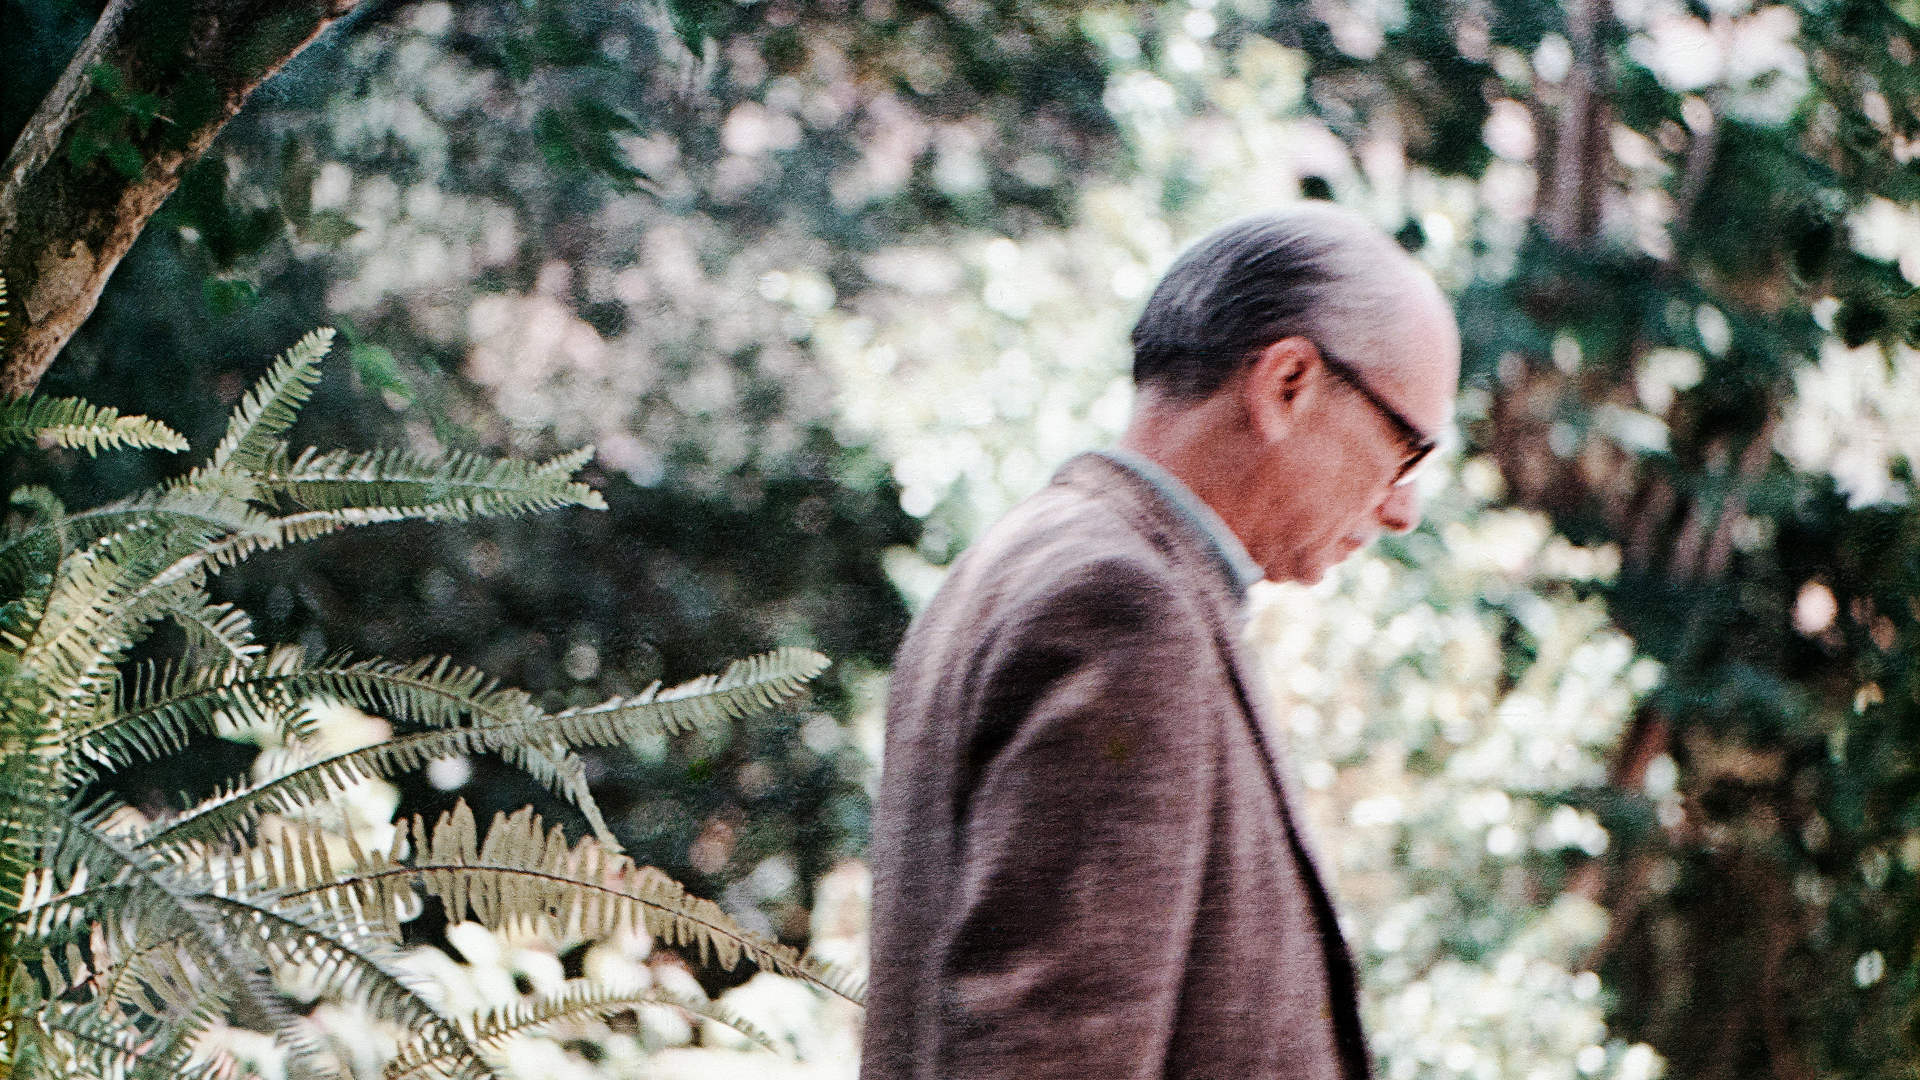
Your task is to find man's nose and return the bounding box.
[1376,482,1421,534]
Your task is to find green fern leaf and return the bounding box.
[384,984,782,1079]
[135,649,827,852]
[0,397,188,456]
[22,801,324,1061]
[20,498,525,726]
[170,597,263,665]
[80,652,618,847]
[125,499,581,603]
[198,893,498,1079]
[78,651,520,785]
[259,803,861,1007]
[22,521,236,738]
[257,443,608,517]
[14,1001,154,1079]
[205,328,332,476]
[63,652,298,784]
[20,973,240,1080]
[0,325,851,1077]
[0,488,264,602]
[16,491,273,706]
[0,753,61,935]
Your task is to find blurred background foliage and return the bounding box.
[4,0,1920,1075]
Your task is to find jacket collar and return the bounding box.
[1087,447,1266,594]
[1050,452,1259,621]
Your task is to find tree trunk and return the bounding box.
[0,0,362,398]
[1538,0,1610,249]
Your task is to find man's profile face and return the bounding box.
[1242,287,1461,585]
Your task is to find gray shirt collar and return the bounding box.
[1091,448,1266,595]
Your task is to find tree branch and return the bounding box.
[0,0,132,235]
[0,0,363,398]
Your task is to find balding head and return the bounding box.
[1120,205,1460,583]
[1130,205,1442,401]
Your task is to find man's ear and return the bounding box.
[1243,337,1320,441]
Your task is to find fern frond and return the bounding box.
[0,396,189,456]
[20,527,151,695]
[806,956,868,1006]
[0,715,68,920]
[205,328,332,477]
[274,653,535,730]
[0,488,265,601]
[257,444,608,517]
[25,494,587,734]
[71,656,484,804]
[260,803,861,1007]
[40,803,207,949]
[134,506,386,594]
[17,999,160,1079]
[479,984,781,1053]
[20,802,323,1059]
[55,903,239,1049]
[26,991,237,1080]
[500,742,621,851]
[533,645,830,748]
[21,521,231,740]
[133,717,563,855]
[384,984,781,1079]
[8,854,109,946]
[136,649,827,852]
[192,820,402,945]
[80,651,616,849]
[64,653,300,784]
[78,652,521,791]
[129,501,528,603]
[170,598,262,665]
[79,504,440,664]
[0,488,260,576]
[197,893,497,1080]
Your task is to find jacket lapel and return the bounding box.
[1167,493,1374,1080]
[1062,454,1338,884]
[1062,453,1372,1078]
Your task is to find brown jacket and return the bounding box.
[862,452,1369,1080]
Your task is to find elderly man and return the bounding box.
[862,206,1461,1080]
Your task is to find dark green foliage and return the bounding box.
[1117,0,1920,1072]
[63,65,165,180]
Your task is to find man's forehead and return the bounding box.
[1333,280,1461,429]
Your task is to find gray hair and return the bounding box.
[1129,206,1412,400]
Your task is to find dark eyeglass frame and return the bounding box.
[1317,347,1438,486]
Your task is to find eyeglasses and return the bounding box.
[1317,347,1438,486]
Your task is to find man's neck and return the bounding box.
[1117,392,1259,531]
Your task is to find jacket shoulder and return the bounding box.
[925,482,1196,637]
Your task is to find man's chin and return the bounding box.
[1261,537,1366,585]
[1299,538,1367,583]
[1270,556,1331,586]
